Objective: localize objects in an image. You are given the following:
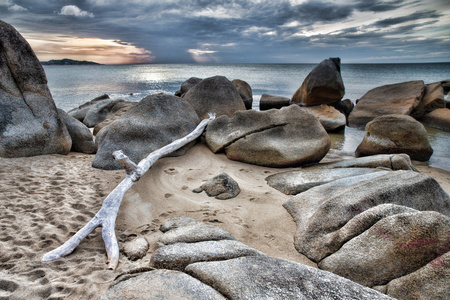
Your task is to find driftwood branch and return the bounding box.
[42,113,216,270]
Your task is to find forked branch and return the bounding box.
[42,114,216,270]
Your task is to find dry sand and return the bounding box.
[0,140,449,299]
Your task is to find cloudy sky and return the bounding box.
[1,0,449,64]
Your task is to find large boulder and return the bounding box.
[57,108,96,154]
[283,170,450,262]
[175,77,202,98]
[301,104,346,131]
[67,94,110,121]
[355,114,433,161]
[420,108,450,132]
[318,210,450,287]
[259,94,291,110]
[92,94,200,170]
[411,82,445,117]
[186,256,393,299]
[231,79,253,109]
[205,105,331,167]
[182,76,246,119]
[291,57,345,106]
[348,80,425,128]
[0,20,71,158]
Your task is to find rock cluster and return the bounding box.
[100,217,392,299]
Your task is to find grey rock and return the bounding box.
[93,101,136,135]
[186,256,393,300]
[283,170,450,262]
[175,77,202,98]
[0,20,72,157]
[301,104,346,132]
[355,114,433,161]
[322,153,416,171]
[266,167,387,195]
[67,94,110,121]
[205,105,330,167]
[158,223,236,246]
[348,80,425,128]
[259,94,291,110]
[57,108,97,154]
[232,79,253,109]
[197,173,241,200]
[319,211,450,287]
[183,76,246,120]
[160,217,203,233]
[98,269,225,300]
[291,57,345,106]
[123,237,149,261]
[151,240,266,271]
[92,94,200,170]
[83,99,130,128]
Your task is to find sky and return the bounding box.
[1,0,449,64]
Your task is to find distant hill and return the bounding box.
[41,58,100,65]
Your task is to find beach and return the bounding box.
[1,140,449,299]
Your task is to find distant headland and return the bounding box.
[41,58,101,65]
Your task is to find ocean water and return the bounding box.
[43,63,450,171]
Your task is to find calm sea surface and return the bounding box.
[43,63,450,171]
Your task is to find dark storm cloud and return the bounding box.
[373,10,442,27]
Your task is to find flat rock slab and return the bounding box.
[301,104,346,132]
[151,240,266,271]
[266,167,387,195]
[420,108,450,132]
[186,256,393,299]
[348,80,425,128]
[283,170,450,262]
[158,223,236,246]
[321,154,416,171]
[98,269,226,300]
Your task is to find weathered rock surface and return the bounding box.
[57,108,96,154]
[175,77,202,98]
[67,94,110,121]
[93,101,136,135]
[98,269,226,300]
[259,94,291,110]
[0,20,72,158]
[355,114,433,161]
[266,167,387,195]
[92,94,200,170]
[375,251,450,300]
[232,79,253,109]
[322,153,416,171]
[83,99,134,128]
[348,80,425,128]
[283,170,450,262]
[318,211,450,287]
[420,108,450,132]
[195,172,241,200]
[411,82,445,117]
[301,104,346,131]
[160,217,203,233]
[291,57,345,106]
[205,105,331,167]
[182,76,246,119]
[186,256,393,300]
[122,237,149,261]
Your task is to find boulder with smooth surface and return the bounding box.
[57,108,96,154]
[420,108,450,132]
[301,104,346,131]
[259,94,291,110]
[175,77,202,98]
[182,76,246,119]
[232,79,253,109]
[355,114,433,161]
[92,94,200,170]
[205,105,331,167]
[67,94,110,121]
[291,57,345,106]
[0,20,71,158]
[411,82,445,117]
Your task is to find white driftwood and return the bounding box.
[42,114,216,270]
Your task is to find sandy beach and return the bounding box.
[0,140,449,299]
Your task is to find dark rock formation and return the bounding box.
[411,82,445,117]
[57,108,96,154]
[175,77,202,97]
[231,79,253,109]
[259,94,291,110]
[67,94,110,121]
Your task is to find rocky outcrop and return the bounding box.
[83,99,135,128]
[57,108,96,154]
[411,82,445,117]
[259,94,291,110]
[301,104,346,131]
[420,108,450,132]
[93,101,136,135]
[193,173,241,200]
[348,80,425,128]
[92,94,200,170]
[182,76,246,119]
[67,94,110,121]
[175,77,202,98]
[355,114,433,161]
[205,105,330,167]
[232,79,253,109]
[0,20,72,158]
[291,57,345,106]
